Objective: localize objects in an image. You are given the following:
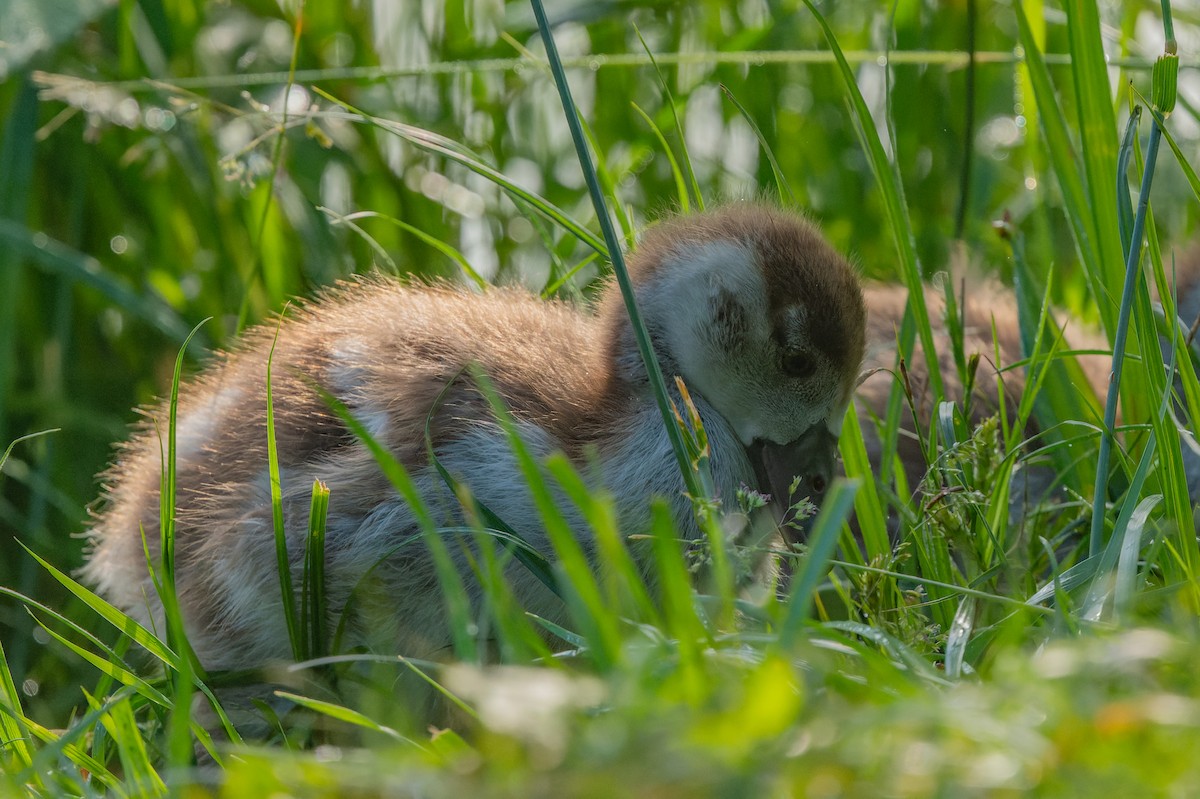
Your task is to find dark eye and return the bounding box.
[782,351,816,379]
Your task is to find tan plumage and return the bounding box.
[84,204,867,676]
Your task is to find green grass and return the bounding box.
[3,0,1200,795]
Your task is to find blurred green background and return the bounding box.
[2,0,1198,724]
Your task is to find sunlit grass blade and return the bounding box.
[719,84,794,204]
[319,207,400,274]
[1089,93,1169,558]
[321,208,487,289]
[1140,109,1200,431]
[4,704,120,792]
[303,480,330,660]
[15,546,177,667]
[1151,105,1200,206]
[0,637,33,774]
[944,596,976,680]
[1015,0,1153,434]
[528,0,711,526]
[800,0,943,520]
[540,250,601,299]
[89,690,167,798]
[470,532,558,664]
[631,102,692,213]
[1083,431,1157,620]
[310,89,607,257]
[234,3,304,332]
[778,478,858,650]
[800,0,942,400]
[1003,216,1102,494]
[498,29,634,243]
[1113,495,1160,622]
[0,429,59,474]
[431,467,560,600]
[822,620,947,685]
[545,453,661,626]
[1065,0,1126,309]
[7,551,241,750]
[1116,105,1141,255]
[526,611,586,650]
[907,524,965,616]
[633,24,703,211]
[30,613,171,708]
[265,315,303,663]
[646,502,708,703]
[835,404,883,566]
[1011,4,1100,297]
[390,655,481,722]
[576,116,636,246]
[1126,92,1199,586]
[158,319,209,691]
[288,652,478,723]
[828,558,1051,613]
[275,691,427,749]
[669,377,734,615]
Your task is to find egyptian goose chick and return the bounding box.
[83,204,866,674]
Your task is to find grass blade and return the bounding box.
[468,366,621,668]
[310,91,607,257]
[1065,0,1126,316]
[800,0,942,401]
[90,691,167,798]
[265,315,303,661]
[0,78,37,447]
[633,24,703,211]
[275,691,425,749]
[311,383,477,662]
[321,208,487,289]
[303,480,330,660]
[778,479,858,649]
[836,405,886,565]
[631,102,692,213]
[1113,495,1161,622]
[1089,107,1165,557]
[528,0,710,521]
[944,596,976,680]
[0,637,33,773]
[1083,432,1157,620]
[719,84,795,204]
[423,368,561,598]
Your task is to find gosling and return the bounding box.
[83,204,866,674]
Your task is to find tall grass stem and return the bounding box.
[528,0,707,508]
[1090,121,1162,557]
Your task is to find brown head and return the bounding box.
[601,203,866,513]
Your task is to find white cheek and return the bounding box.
[652,244,770,443]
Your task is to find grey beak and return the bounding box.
[747,426,837,539]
